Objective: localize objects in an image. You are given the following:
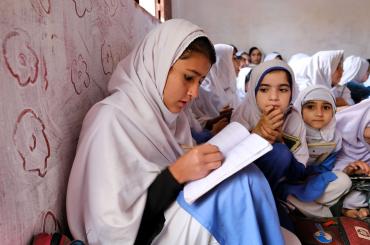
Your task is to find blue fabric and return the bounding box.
[177,164,284,245]
[306,153,337,175]
[347,80,370,104]
[282,153,338,202]
[191,128,214,144]
[281,172,337,202]
[254,143,306,192]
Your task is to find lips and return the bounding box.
[178,100,188,108]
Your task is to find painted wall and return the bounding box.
[172,0,370,59]
[0,0,157,243]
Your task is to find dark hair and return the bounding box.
[249,46,260,55]
[179,36,216,65]
[245,69,252,84]
[254,68,293,101]
[229,44,238,54]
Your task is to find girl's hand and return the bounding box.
[343,160,370,176]
[169,144,224,184]
[253,106,284,143]
[211,117,228,135]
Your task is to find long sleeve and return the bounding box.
[134,168,183,245]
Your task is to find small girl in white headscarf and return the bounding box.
[334,99,370,219]
[287,85,351,218]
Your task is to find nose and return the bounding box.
[315,107,323,116]
[188,82,199,99]
[269,89,279,101]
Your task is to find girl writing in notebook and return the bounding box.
[66,19,288,245]
[287,85,351,218]
[333,99,370,219]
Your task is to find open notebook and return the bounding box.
[183,122,272,204]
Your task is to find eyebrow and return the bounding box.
[186,69,203,77]
[259,83,290,87]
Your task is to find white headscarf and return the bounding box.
[67,19,209,243]
[236,66,252,101]
[191,44,239,119]
[339,55,369,85]
[289,50,344,91]
[334,99,370,171]
[264,52,282,62]
[231,59,309,165]
[293,85,342,164]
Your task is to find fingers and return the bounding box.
[350,161,370,174]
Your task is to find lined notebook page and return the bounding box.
[184,122,272,204]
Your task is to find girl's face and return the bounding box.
[232,50,240,76]
[364,127,370,144]
[255,70,291,112]
[331,61,343,86]
[163,52,211,113]
[360,71,370,83]
[302,100,333,129]
[250,49,262,65]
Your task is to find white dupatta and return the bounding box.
[334,99,370,171]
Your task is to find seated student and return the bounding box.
[191,44,241,127]
[248,46,263,67]
[287,85,351,218]
[288,50,344,97]
[333,99,370,219]
[332,55,366,106]
[236,50,250,68]
[66,19,289,245]
[231,59,309,229]
[344,57,370,104]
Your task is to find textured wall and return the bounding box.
[0,1,157,243]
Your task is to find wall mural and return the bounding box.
[0,0,157,243]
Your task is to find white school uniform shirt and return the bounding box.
[293,85,342,165]
[191,44,239,120]
[231,59,309,165]
[289,50,344,91]
[66,19,212,244]
[334,99,370,171]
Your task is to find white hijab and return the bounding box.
[334,99,370,171]
[67,19,208,243]
[264,52,282,62]
[339,55,369,85]
[293,85,342,164]
[191,44,238,119]
[231,59,309,165]
[289,50,344,91]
